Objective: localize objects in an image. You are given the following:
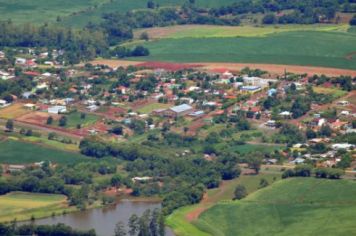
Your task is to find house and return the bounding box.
[48,105,67,114]
[163,104,194,118]
[337,101,349,106]
[0,99,8,108]
[240,86,262,94]
[331,143,355,150]
[5,164,26,173]
[23,103,37,110]
[266,120,276,127]
[279,111,292,119]
[87,105,99,112]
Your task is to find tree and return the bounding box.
[131,46,150,57]
[47,116,53,125]
[59,116,67,127]
[234,185,247,200]
[259,178,269,189]
[128,214,140,236]
[140,32,149,41]
[5,119,13,132]
[81,113,86,119]
[319,125,332,137]
[247,153,263,174]
[114,222,127,236]
[337,153,352,169]
[111,126,123,135]
[306,128,317,139]
[147,0,155,9]
[350,15,356,26]
[262,14,276,24]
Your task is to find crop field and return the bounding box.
[136,102,171,114]
[129,30,356,70]
[0,192,67,222]
[0,103,29,119]
[197,178,356,236]
[59,0,239,27]
[0,0,108,24]
[0,139,89,164]
[167,173,281,236]
[134,24,350,39]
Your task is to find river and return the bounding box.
[30,199,175,236]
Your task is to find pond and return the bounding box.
[30,200,174,236]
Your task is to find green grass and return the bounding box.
[64,112,99,128]
[60,0,239,27]
[0,191,68,222]
[166,173,281,236]
[129,30,356,70]
[136,103,171,114]
[0,0,108,24]
[0,139,89,164]
[228,143,284,154]
[135,24,350,39]
[198,178,356,236]
[313,86,348,99]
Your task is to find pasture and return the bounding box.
[198,178,356,236]
[0,192,67,222]
[313,87,348,99]
[63,112,99,128]
[129,30,356,70]
[0,139,89,164]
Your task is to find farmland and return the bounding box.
[0,103,29,119]
[0,192,67,222]
[0,139,89,164]
[128,30,356,70]
[166,172,282,236]
[197,178,356,236]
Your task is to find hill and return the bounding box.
[197,178,356,236]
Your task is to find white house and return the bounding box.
[48,106,67,114]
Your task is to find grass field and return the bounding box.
[129,30,356,70]
[0,139,89,164]
[58,0,239,27]
[166,172,281,236]
[198,178,356,236]
[0,192,67,222]
[63,112,99,128]
[313,86,348,99]
[0,0,108,24]
[136,103,171,114]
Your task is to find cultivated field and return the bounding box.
[198,178,356,236]
[0,192,67,222]
[0,103,29,119]
[136,102,171,114]
[129,30,356,70]
[0,139,88,164]
[134,24,350,39]
[167,172,282,236]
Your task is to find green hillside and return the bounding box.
[198,178,356,236]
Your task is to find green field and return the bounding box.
[0,192,67,222]
[0,0,108,24]
[167,173,281,236]
[0,139,89,164]
[129,30,356,70]
[136,102,171,114]
[197,178,356,236]
[61,0,239,27]
[63,112,99,128]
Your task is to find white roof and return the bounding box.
[170,104,193,113]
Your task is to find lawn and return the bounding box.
[228,143,284,154]
[136,102,171,114]
[0,139,89,164]
[0,192,67,222]
[198,178,356,236]
[129,30,356,70]
[166,173,281,236]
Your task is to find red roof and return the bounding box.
[23,71,40,76]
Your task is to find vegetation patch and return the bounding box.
[0,191,67,222]
[0,139,89,164]
[198,178,356,236]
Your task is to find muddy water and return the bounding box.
[31,200,174,236]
